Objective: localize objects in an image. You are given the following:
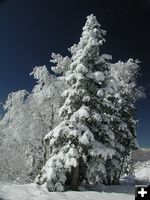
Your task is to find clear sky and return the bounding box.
[0,0,149,147]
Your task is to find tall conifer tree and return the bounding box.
[36,14,116,191]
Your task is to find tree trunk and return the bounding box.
[70,163,79,190]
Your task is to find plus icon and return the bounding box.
[135,185,150,199]
[138,188,147,197]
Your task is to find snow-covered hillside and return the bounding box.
[132,148,150,163]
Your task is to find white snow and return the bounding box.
[134,160,150,181]
[92,112,102,122]
[97,89,104,97]
[90,141,115,159]
[82,95,91,102]
[1,159,150,200]
[0,183,134,200]
[75,63,88,74]
[68,147,78,157]
[94,71,105,82]
[79,130,94,145]
[70,106,90,122]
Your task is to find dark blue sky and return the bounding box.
[0,0,149,147]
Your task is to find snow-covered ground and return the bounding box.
[0,183,134,200]
[0,160,149,200]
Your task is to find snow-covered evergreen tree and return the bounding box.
[0,14,144,189]
[36,14,116,191]
[105,59,145,184]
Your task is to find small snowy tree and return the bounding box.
[0,90,31,181]
[29,65,66,170]
[0,66,65,182]
[36,14,116,191]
